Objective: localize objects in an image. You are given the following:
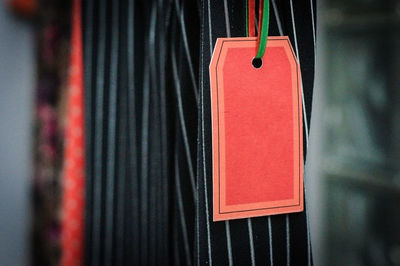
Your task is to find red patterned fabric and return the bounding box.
[61,0,84,265]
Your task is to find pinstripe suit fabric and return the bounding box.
[82,0,315,265]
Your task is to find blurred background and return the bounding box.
[310,0,400,265]
[1,0,400,265]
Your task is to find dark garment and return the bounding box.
[82,0,315,265]
[197,1,315,265]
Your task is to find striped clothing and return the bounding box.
[82,0,315,265]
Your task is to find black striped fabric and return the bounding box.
[82,0,316,265]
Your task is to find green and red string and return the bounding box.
[246,0,270,59]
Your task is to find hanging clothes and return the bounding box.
[32,1,71,265]
[82,0,316,265]
[197,1,315,265]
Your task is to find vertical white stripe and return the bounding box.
[173,0,199,102]
[197,2,205,264]
[203,1,213,264]
[271,0,283,35]
[223,0,231,37]
[286,215,290,266]
[207,0,213,54]
[174,149,192,266]
[148,5,159,265]
[104,0,120,263]
[268,217,274,266]
[248,219,256,266]
[310,0,316,46]
[289,2,313,265]
[201,60,213,266]
[126,0,140,262]
[225,221,233,266]
[289,0,299,58]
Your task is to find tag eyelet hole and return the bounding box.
[252,58,262,69]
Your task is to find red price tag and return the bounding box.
[210,37,304,221]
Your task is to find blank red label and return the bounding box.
[209,37,303,221]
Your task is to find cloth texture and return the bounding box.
[82,0,316,265]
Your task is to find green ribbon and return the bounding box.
[256,0,269,59]
[245,0,270,59]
